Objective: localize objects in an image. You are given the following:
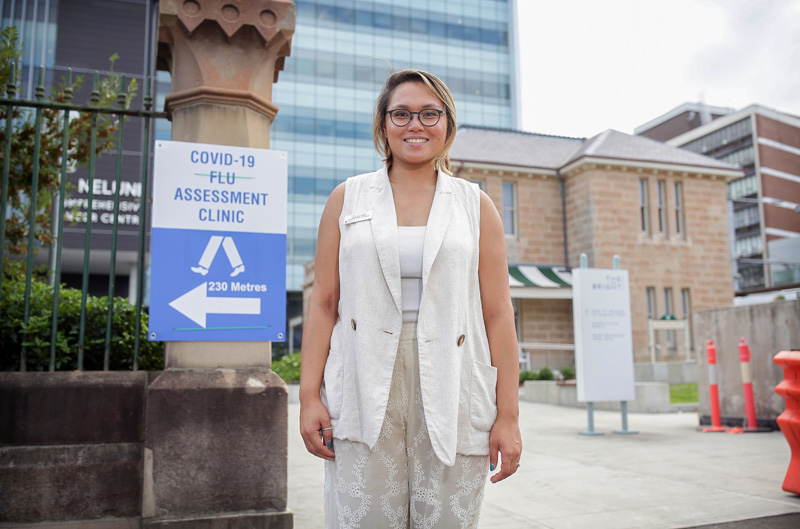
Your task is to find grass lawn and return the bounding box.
[670,383,698,404]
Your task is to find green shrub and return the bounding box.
[519,369,536,384]
[273,352,301,383]
[559,365,575,380]
[536,366,554,381]
[0,276,163,371]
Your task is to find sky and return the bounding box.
[515,0,800,139]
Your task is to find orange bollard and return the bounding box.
[738,338,770,432]
[703,340,728,433]
[739,338,758,429]
[774,350,800,494]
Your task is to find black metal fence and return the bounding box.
[1,62,168,371]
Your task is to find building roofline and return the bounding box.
[453,159,559,175]
[634,102,736,135]
[667,104,800,146]
[560,155,743,181]
[457,124,586,142]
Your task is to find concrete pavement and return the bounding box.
[287,400,800,528]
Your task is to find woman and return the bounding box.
[300,69,521,528]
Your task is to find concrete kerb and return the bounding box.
[521,379,697,413]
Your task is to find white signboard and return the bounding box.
[148,140,287,342]
[572,268,635,402]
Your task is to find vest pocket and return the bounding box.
[470,360,498,431]
[322,348,345,420]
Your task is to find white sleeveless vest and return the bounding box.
[320,167,498,466]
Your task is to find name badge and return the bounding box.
[344,211,373,225]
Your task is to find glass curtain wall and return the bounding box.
[1,0,59,96]
[273,0,517,292]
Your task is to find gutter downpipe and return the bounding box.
[557,169,569,267]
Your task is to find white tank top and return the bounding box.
[398,226,426,322]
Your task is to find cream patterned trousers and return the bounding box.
[324,323,489,529]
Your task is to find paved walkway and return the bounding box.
[287,400,800,528]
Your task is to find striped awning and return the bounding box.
[509,265,573,299]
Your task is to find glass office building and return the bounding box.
[272,0,520,294]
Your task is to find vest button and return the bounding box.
[457,334,465,347]
[351,318,357,331]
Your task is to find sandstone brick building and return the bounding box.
[449,127,742,365]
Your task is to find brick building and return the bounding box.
[450,127,741,364]
[637,104,800,293]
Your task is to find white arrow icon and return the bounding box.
[169,282,261,328]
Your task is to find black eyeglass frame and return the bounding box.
[386,109,445,127]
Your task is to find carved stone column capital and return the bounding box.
[170,0,294,48]
[158,0,295,146]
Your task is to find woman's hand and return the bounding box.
[489,414,522,483]
[300,396,336,461]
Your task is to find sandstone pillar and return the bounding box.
[144,2,295,527]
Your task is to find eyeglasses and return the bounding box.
[386,109,445,127]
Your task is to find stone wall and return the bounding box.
[694,299,800,428]
[463,166,566,265]
[0,372,150,526]
[0,371,289,527]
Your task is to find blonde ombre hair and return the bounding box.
[372,69,457,175]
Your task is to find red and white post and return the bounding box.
[703,340,728,433]
[737,337,770,432]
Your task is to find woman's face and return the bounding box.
[384,81,447,173]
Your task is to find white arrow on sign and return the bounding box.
[169,282,261,328]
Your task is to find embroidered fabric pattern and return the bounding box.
[324,324,488,528]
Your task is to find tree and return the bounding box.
[0,25,138,276]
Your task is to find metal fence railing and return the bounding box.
[1,63,167,372]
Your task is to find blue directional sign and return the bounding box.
[148,140,287,342]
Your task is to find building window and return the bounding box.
[639,179,650,234]
[664,287,675,346]
[683,118,752,157]
[502,182,516,236]
[657,180,667,235]
[471,180,485,191]
[681,288,693,349]
[721,145,755,167]
[681,288,691,319]
[646,287,656,319]
[674,182,685,237]
[664,287,674,317]
[735,234,763,257]
[728,175,758,199]
[733,206,759,229]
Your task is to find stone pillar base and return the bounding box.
[144,368,288,521]
[0,519,140,529]
[143,511,293,528]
